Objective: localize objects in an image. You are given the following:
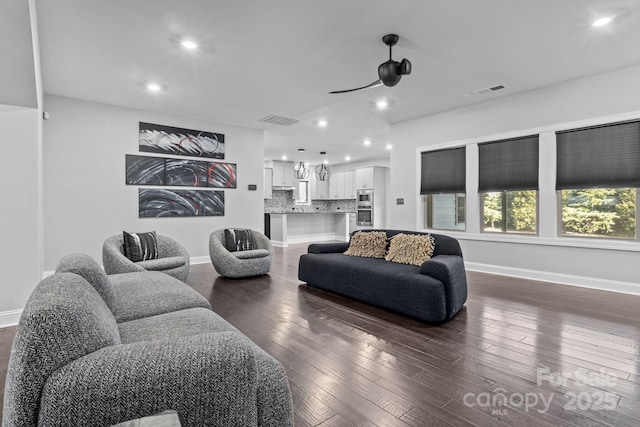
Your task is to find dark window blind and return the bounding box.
[478,135,539,192]
[420,147,465,194]
[556,120,640,190]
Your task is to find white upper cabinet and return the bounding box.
[344,170,356,198]
[272,161,295,187]
[355,167,374,189]
[311,172,329,199]
[329,171,345,199]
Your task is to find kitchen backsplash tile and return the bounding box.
[265,190,356,213]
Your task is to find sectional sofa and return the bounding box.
[2,253,293,427]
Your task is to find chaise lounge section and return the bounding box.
[298,229,468,323]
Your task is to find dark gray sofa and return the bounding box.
[3,253,293,427]
[298,229,467,323]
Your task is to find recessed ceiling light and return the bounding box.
[181,40,198,50]
[386,144,393,150]
[345,156,351,162]
[592,16,613,27]
[146,82,161,92]
[363,139,372,146]
[317,119,328,128]
[323,160,328,164]
[281,155,287,160]
[376,99,389,110]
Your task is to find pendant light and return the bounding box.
[315,163,331,181]
[293,161,310,179]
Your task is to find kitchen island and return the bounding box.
[268,211,355,247]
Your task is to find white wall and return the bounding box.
[43,95,264,270]
[0,0,44,326]
[390,63,640,294]
[0,109,42,323]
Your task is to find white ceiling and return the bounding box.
[35,0,640,166]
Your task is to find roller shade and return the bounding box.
[478,135,539,192]
[420,147,465,194]
[556,120,640,190]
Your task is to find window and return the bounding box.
[296,180,309,204]
[420,147,466,231]
[481,191,537,234]
[423,193,466,230]
[479,135,539,235]
[556,120,640,240]
[561,189,637,239]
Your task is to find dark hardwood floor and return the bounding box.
[1,243,639,426]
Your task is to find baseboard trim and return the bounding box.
[0,309,23,328]
[190,256,210,265]
[465,262,640,296]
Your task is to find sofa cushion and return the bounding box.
[55,253,117,312]
[344,231,387,258]
[233,249,270,260]
[385,233,435,266]
[136,256,187,271]
[123,230,158,262]
[224,228,255,252]
[109,271,211,322]
[119,308,239,343]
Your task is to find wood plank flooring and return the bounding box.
[1,243,639,426]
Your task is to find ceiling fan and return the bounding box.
[329,34,412,94]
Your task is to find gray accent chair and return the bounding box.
[209,229,273,278]
[3,253,294,427]
[103,234,190,282]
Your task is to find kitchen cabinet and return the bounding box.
[344,170,356,198]
[263,168,273,199]
[355,167,374,189]
[272,161,295,188]
[329,171,345,199]
[311,173,329,199]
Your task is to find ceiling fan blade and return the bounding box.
[400,58,412,75]
[329,79,382,94]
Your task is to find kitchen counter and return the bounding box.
[267,210,355,214]
[267,211,356,246]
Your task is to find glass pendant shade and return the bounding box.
[315,163,331,181]
[293,161,310,179]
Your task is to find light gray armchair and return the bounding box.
[103,234,190,282]
[209,229,273,278]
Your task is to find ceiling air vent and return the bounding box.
[474,85,506,95]
[259,114,299,126]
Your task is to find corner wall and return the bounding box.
[43,95,264,270]
[390,63,640,293]
[0,109,42,324]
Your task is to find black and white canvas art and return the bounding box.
[126,155,237,188]
[126,155,166,185]
[139,122,225,159]
[138,188,224,217]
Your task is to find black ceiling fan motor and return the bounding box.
[330,33,412,94]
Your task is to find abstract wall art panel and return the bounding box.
[126,155,166,185]
[139,122,225,159]
[126,155,237,188]
[208,162,237,188]
[138,189,225,218]
[165,159,209,187]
